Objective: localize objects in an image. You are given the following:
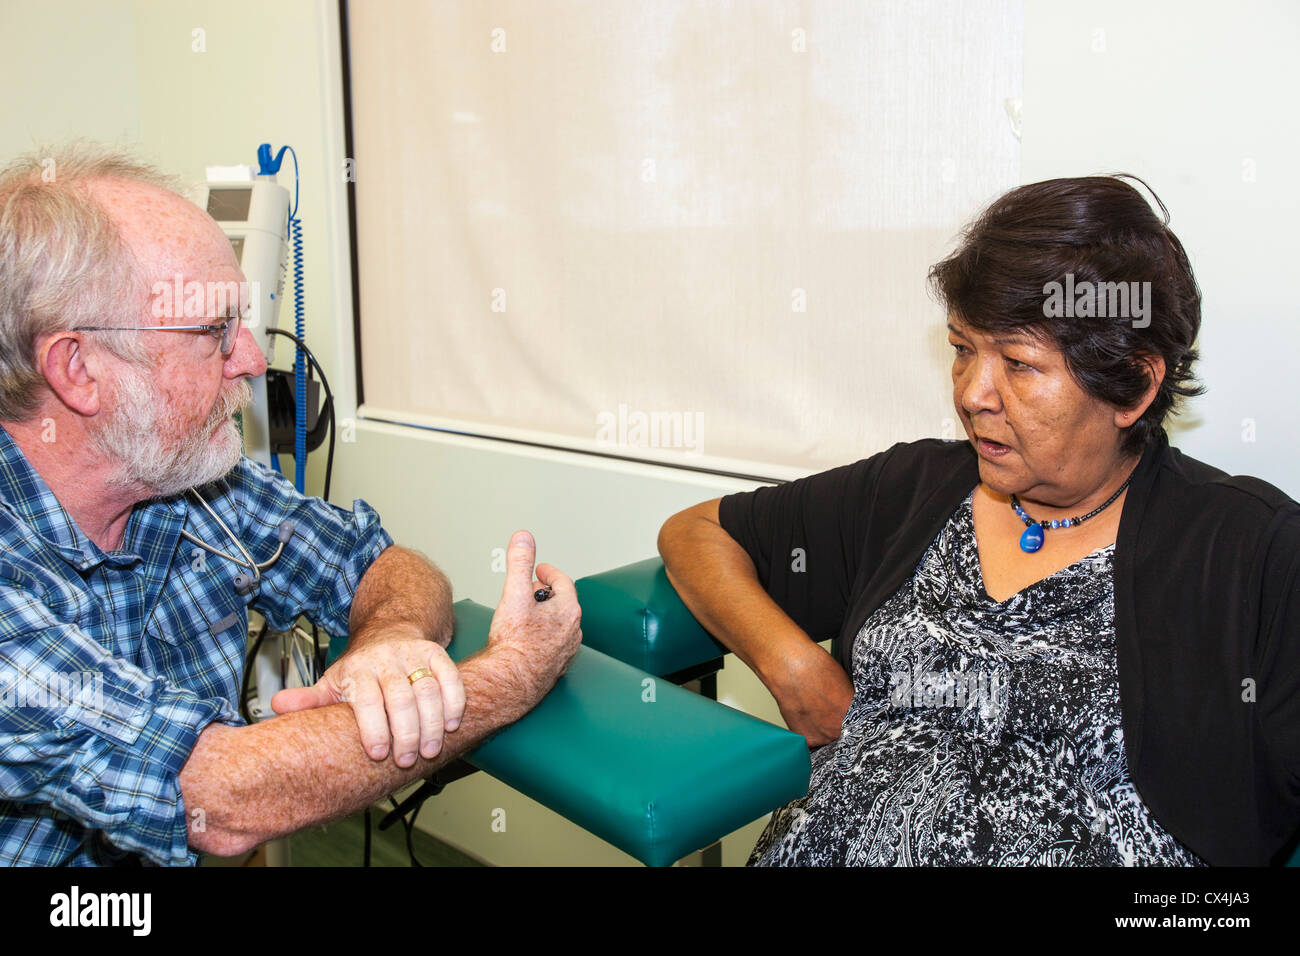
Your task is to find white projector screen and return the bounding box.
[348,0,1024,479]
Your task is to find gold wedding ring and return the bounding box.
[407,667,435,684]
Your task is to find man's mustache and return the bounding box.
[208,380,253,429]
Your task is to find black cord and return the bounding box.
[239,621,268,724]
[313,622,326,677]
[388,797,424,867]
[266,329,392,869]
[265,327,337,502]
[363,806,372,867]
[263,331,338,680]
[380,783,444,868]
[364,799,425,867]
[404,813,423,868]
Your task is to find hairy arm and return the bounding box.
[658,498,852,747]
[346,545,455,649]
[188,530,579,856]
[181,647,529,856]
[272,544,465,765]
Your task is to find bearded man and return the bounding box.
[0,145,580,865]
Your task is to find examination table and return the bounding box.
[329,557,811,866]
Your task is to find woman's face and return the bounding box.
[948,315,1133,507]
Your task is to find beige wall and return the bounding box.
[1022,0,1300,494]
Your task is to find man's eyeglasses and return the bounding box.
[72,314,242,357]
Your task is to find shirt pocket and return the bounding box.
[144,570,250,705]
[148,553,253,648]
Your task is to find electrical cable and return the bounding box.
[380,781,446,867]
[386,796,424,867]
[284,145,307,495]
[265,327,336,502]
[402,808,424,868]
[239,620,269,724]
[266,315,337,685]
[363,807,372,867]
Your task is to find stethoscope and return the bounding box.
[181,489,295,595]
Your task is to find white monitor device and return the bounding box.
[194,166,290,365]
[194,167,291,468]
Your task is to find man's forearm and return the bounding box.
[347,545,454,647]
[181,646,533,856]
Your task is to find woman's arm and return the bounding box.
[658,498,853,747]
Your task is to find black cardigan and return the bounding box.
[719,430,1300,865]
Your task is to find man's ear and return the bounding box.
[1115,353,1167,427]
[38,333,102,417]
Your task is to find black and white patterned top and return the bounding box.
[749,492,1205,866]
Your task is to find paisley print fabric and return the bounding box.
[749,492,1204,867]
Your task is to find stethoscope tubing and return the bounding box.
[181,489,292,591]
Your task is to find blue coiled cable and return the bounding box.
[283,148,306,493]
[290,204,305,492]
[256,143,306,492]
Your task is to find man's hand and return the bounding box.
[183,533,578,856]
[268,545,460,766]
[768,641,854,748]
[270,636,465,767]
[484,530,582,707]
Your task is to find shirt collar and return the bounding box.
[0,424,186,571]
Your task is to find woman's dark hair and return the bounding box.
[928,175,1203,456]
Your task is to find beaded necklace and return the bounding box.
[1010,474,1134,553]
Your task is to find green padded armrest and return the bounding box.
[444,600,808,866]
[574,557,726,675]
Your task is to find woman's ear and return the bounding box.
[1116,353,1167,427]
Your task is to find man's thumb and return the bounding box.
[270,685,334,714]
[502,529,537,600]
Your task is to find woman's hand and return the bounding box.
[768,642,854,749]
[659,496,855,748]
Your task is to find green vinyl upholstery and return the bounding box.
[445,600,808,866]
[326,582,810,866]
[574,557,726,676]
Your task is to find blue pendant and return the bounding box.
[1019,523,1045,553]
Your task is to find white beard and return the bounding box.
[93,365,250,499]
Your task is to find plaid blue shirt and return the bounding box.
[0,425,393,866]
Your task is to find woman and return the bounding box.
[658,176,1300,866]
